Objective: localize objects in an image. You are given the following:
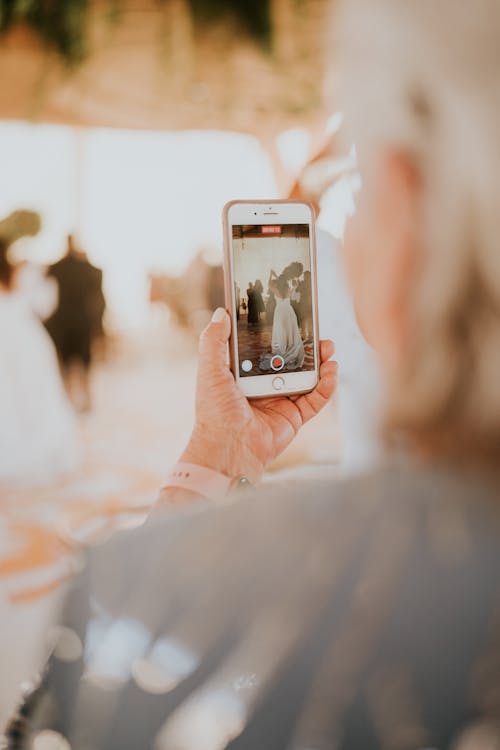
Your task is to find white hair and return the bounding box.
[334,0,500,465]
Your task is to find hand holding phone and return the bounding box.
[223,200,320,398]
[181,310,336,484]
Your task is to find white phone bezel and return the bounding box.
[224,200,320,399]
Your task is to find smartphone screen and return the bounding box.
[231,223,315,379]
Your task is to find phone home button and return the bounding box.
[272,376,285,391]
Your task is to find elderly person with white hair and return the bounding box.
[8,0,500,748]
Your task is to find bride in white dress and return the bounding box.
[260,270,305,371]
[0,239,79,485]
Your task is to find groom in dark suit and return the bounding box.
[46,234,105,411]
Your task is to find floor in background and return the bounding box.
[236,317,315,375]
[0,319,339,728]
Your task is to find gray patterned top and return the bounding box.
[6,464,500,749]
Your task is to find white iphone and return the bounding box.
[223,200,320,398]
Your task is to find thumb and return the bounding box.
[198,307,231,375]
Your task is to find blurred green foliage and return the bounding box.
[0,0,88,64]
[0,0,272,65]
[187,0,271,47]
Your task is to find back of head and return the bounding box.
[276,274,290,298]
[335,0,500,469]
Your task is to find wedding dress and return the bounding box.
[0,289,79,485]
[260,296,305,371]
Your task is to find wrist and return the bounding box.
[180,429,264,486]
[156,485,205,508]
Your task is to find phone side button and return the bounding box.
[272,376,285,391]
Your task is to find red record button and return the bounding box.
[270,355,285,372]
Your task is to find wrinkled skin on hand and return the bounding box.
[181,308,337,483]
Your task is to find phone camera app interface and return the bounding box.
[270,355,285,371]
[232,223,315,378]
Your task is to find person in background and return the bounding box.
[0,238,78,485]
[290,278,301,324]
[246,280,257,326]
[259,268,305,371]
[235,284,241,321]
[0,209,57,323]
[9,0,500,748]
[46,234,105,413]
[265,284,276,324]
[297,270,313,342]
[253,279,266,324]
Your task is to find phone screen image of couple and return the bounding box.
[232,223,315,378]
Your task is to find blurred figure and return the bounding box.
[149,253,224,336]
[298,270,313,341]
[265,285,276,324]
[0,238,78,485]
[235,284,241,321]
[259,268,305,370]
[0,209,57,321]
[246,281,257,326]
[290,277,301,323]
[46,235,105,413]
[253,279,266,325]
[253,279,265,324]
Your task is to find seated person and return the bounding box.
[7,0,500,747]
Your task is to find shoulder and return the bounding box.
[88,263,102,278]
[82,467,419,610]
[48,260,63,274]
[89,464,497,573]
[55,464,500,681]
[15,466,500,749]
[89,464,500,580]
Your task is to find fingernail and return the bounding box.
[212,307,226,323]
